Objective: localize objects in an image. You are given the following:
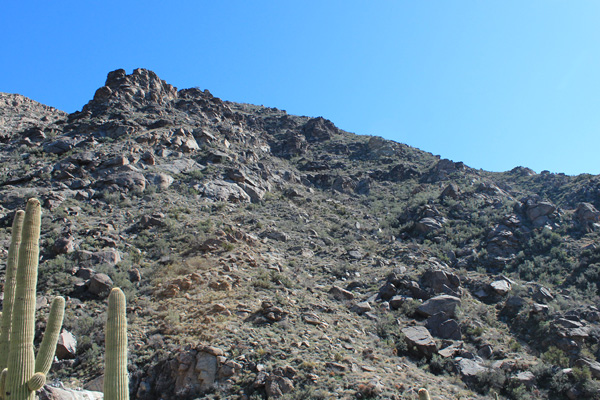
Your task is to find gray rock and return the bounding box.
[77,249,121,268]
[159,158,203,175]
[440,183,460,200]
[238,182,266,203]
[421,269,461,295]
[513,370,536,388]
[456,357,489,379]
[52,236,76,255]
[417,295,461,318]
[426,312,461,340]
[44,138,77,155]
[389,295,412,310]
[87,273,113,296]
[531,285,554,303]
[38,386,103,400]
[76,267,95,280]
[329,286,354,301]
[352,301,372,315]
[149,173,174,190]
[576,202,600,230]
[490,280,511,295]
[56,330,77,360]
[401,326,437,357]
[477,344,493,359]
[525,198,556,221]
[265,375,294,398]
[415,217,443,233]
[260,229,289,242]
[367,136,396,157]
[378,282,397,301]
[200,180,251,203]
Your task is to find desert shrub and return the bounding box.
[542,346,570,368]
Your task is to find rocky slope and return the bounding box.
[1,68,600,399]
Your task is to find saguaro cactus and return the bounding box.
[0,210,25,371]
[418,388,431,400]
[104,288,129,400]
[0,199,65,400]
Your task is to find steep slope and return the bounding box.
[1,68,599,400]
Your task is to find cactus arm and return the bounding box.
[5,199,42,400]
[34,297,65,375]
[26,373,45,392]
[0,211,25,371]
[104,288,129,400]
[418,388,431,400]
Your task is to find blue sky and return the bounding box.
[2,2,599,175]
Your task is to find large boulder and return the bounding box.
[199,180,251,203]
[55,330,77,360]
[414,217,443,233]
[401,326,437,357]
[38,386,103,400]
[420,269,461,296]
[575,202,600,230]
[417,295,461,318]
[426,312,462,340]
[77,249,121,268]
[87,273,113,296]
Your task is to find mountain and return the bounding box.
[1,68,600,400]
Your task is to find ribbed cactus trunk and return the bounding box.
[4,199,41,400]
[0,211,25,372]
[104,288,129,400]
[1,199,65,400]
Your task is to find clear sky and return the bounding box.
[2,2,599,175]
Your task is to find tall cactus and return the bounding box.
[0,211,25,371]
[104,288,129,400]
[0,199,65,400]
[418,388,431,400]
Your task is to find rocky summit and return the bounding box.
[1,68,600,400]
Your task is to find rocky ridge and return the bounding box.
[1,68,600,399]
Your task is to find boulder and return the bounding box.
[401,326,437,357]
[440,183,460,200]
[55,330,77,360]
[367,136,396,157]
[512,371,536,388]
[87,273,113,296]
[77,249,121,268]
[426,312,461,340]
[490,279,511,296]
[200,180,251,203]
[389,295,412,310]
[265,376,294,398]
[575,202,600,230]
[302,117,337,142]
[381,283,399,304]
[417,295,461,318]
[260,230,289,242]
[38,386,103,400]
[329,286,354,301]
[52,236,76,255]
[149,173,174,190]
[352,301,372,315]
[456,357,489,380]
[421,269,461,296]
[414,217,443,233]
